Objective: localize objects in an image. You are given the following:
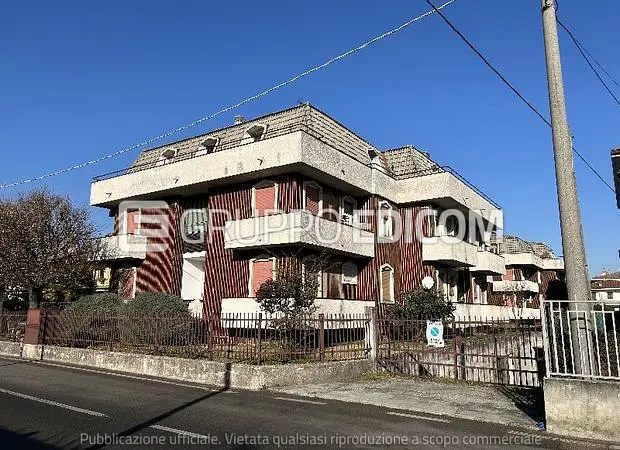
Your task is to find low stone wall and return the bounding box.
[544,377,620,442]
[0,342,372,390]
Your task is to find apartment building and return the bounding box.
[490,235,565,308]
[91,103,505,317]
[591,271,620,307]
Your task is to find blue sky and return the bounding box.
[0,1,618,275]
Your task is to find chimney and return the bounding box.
[234,115,245,125]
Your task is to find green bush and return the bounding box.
[123,292,188,314]
[385,289,455,321]
[56,293,123,347]
[119,292,194,347]
[66,293,123,313]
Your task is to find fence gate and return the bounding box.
[377,317,544,387]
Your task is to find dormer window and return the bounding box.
[156,148,177,166]
[241,123,268,145]
[195,137,219,156]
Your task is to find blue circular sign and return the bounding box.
[430,327,440,337]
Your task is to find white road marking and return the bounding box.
[386,411,451,423]
[0,356,237,394]
[273,396,327,405]
[149,424,211,438]
[0,387,108,417]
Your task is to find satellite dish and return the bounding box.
[422,276,435,290]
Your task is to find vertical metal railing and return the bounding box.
[542,299,620,381]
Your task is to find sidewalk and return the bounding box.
[273,376,544,430]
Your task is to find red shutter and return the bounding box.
[306,185,320,215]
[252,260,273,296]
[255,185,276,216]
[126,210,139,234]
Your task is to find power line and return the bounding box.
[557,18,620,105]
[0,0,457,190]
[424,0,615,194]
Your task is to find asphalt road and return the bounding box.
[0,356,605,449]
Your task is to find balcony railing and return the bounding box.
[492,280,539,294]
[223,211,375,258]
[421,238,478,267]
[470,250,505,275]
[94,234,148,261]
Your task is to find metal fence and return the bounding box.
[541,299,620,381]
[0,311,27,342]
[377,316,543,386]
[40,311,370,364]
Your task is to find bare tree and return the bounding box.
[0,189,100,308]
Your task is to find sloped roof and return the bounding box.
[129,103,376,170]
[592,271,620,280]
[379,146,442,179]
[492,235,559,258]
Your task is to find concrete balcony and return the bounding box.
[492,280,539,293]
[94,234,148,261]
[541,258,564,271]
[422,239,478,267]
[503,252,564,271]
[470,251,505,275]
[503,252,544,268]
[223,211,374,258]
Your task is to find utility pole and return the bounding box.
[541,0,593,375]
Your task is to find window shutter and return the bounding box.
[381,267,393,302]
[126,210,139,235]
[255,185,276,216]
[306,185,320,215]
[252,260,273,296]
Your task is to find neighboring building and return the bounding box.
[91,103,509,317]
[489,235,565,307]
[591,271,620,307]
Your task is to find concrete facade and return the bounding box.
[544,377,620,442]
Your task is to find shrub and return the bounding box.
[119,292,194,347]
[385,289,455,321]
[66,293,123,312]
[56,293,123,347]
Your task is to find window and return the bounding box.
[183,207,207,235]
[379,264,394,303]
[608,292,614,300]
[342,261,358,285]
[155,147,177,166]
[379,201,394,238]
[195,137,219,156]
[303,181,322,216]
[341,196,357,226]
[123,209,141,235]
[252,181,278,216]
[249,256,275,297]
[445,215,459,237]
[241,123,268,145]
